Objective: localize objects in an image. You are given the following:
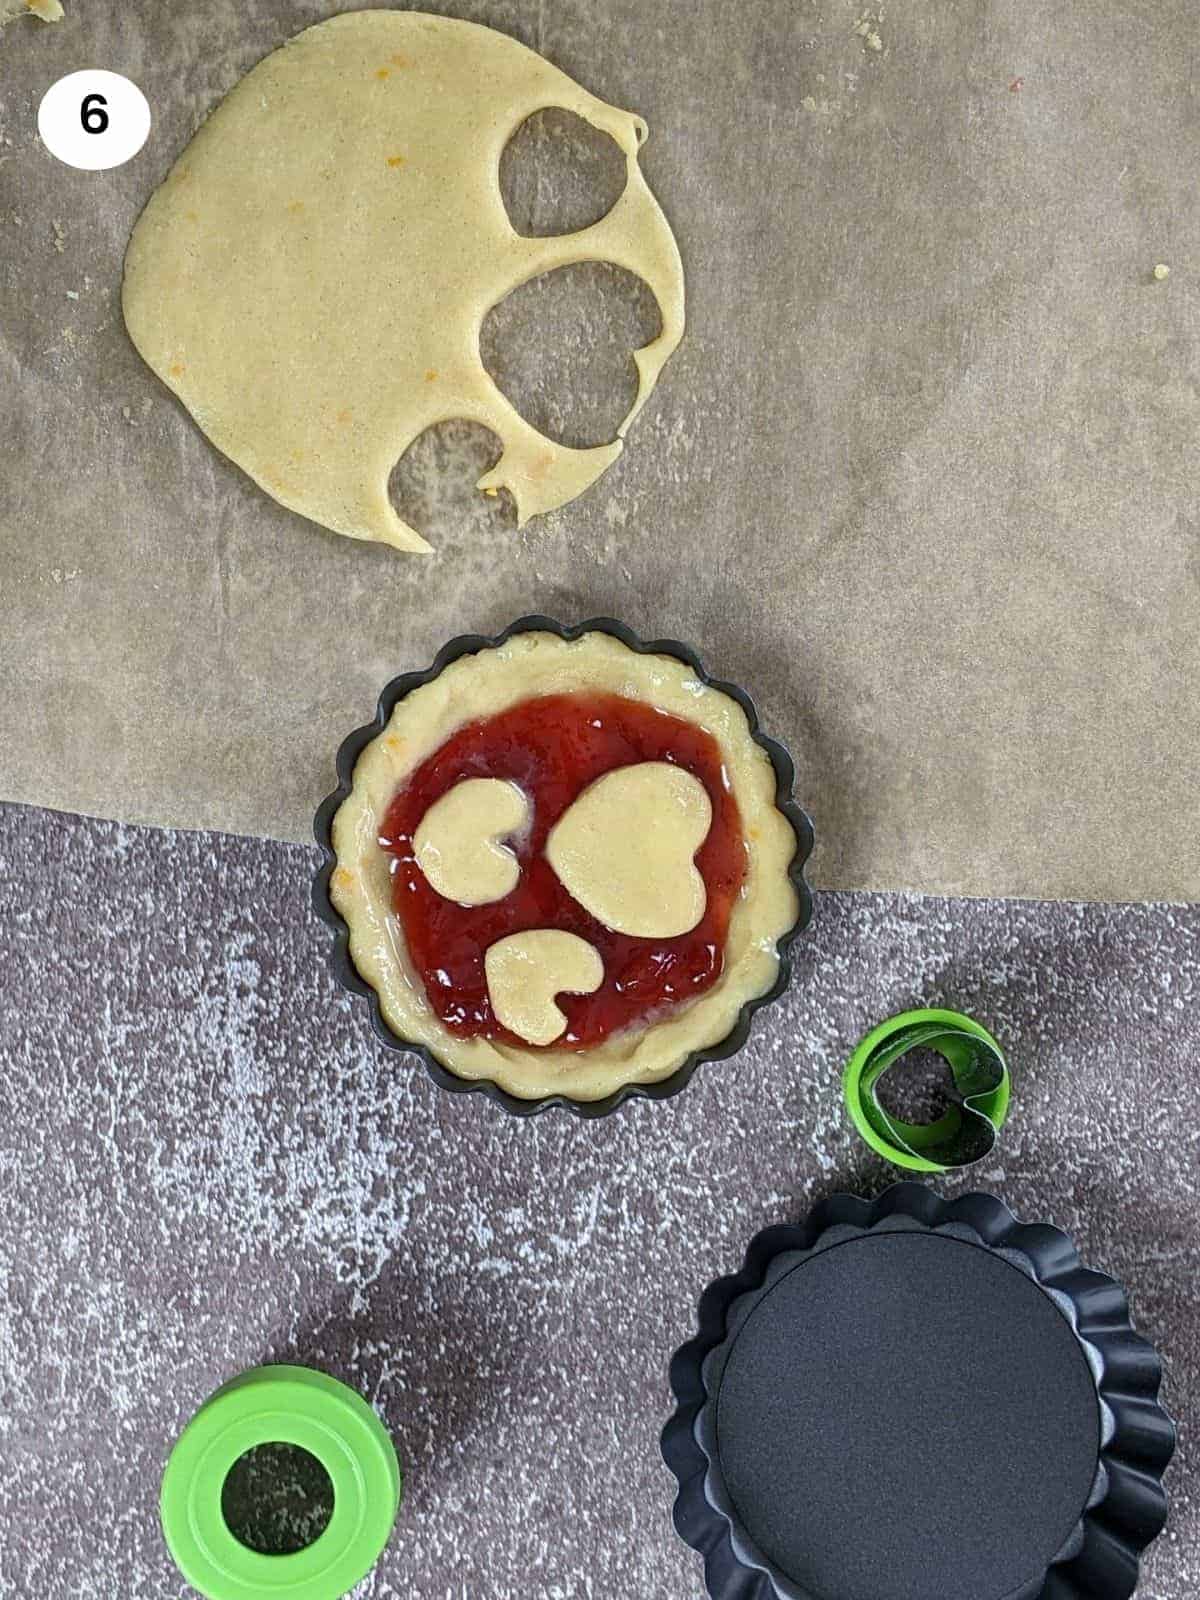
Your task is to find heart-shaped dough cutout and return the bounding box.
[545,761,712,938]
[484,930,604,1046]
[413,778,530,906]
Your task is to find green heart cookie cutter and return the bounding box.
[161,1364,401,1600]
[843,1008,1011,1173]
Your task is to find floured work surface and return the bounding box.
[1,0,1197,901]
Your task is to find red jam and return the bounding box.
[379,691,747,1049]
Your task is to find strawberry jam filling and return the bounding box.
[379,691,746,1048]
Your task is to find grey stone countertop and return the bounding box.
[1,800,1196,1597]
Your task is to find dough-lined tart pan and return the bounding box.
[312,615,814,1117]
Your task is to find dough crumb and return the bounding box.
[51,218,65,253]
[853,10,884,51]
[65,288,78,299]
[0,0,63,25]
[1153,263,1170,281]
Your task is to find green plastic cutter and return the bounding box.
[161,1364,401,1600]
[843,1007,1011,1173]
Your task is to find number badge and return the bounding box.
[37,69,151,171]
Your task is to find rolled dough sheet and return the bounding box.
[122,10,685,552]
[0,0,1197,903]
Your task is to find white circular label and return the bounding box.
[37,70,151,171]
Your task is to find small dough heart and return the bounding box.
[546,761,712,938]
[413,778,530,906]
[484,930,604,1046]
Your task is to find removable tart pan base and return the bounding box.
[663,1185,1175,1600]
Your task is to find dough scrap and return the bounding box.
[121,10,685,553]
[413,778,529,905]
[484,929,604,1046]
[546,760,712,937]
[0,0,63,26]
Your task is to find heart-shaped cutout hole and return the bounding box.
[545,761,712,938]
[413,778,530,906]
[484,929,604,1046]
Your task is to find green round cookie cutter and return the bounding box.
[161,1364,401,1600]
[842,1008,1011,1174]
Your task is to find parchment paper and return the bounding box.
[1,0,1197,901]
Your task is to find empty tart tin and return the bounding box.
[662,1184,1174,1600]
[313,616,814,1117]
